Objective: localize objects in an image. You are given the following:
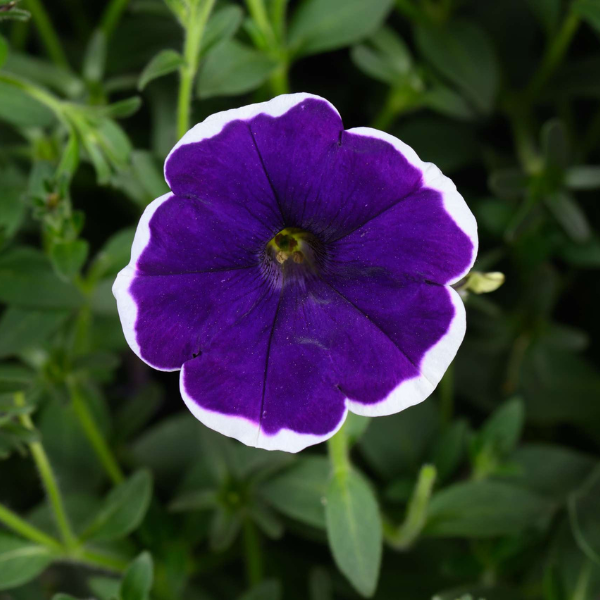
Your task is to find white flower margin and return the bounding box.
[113,93,478,453]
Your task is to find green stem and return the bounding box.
[67,378,125,485]
[245,0,277,49]
[0,502,63,552]
[526,11,580,102]
[571,559,592,600]
[506,103,543,175]
[242,518,263,587]
[15,392,77,550]
[0,72,64,117]
[384,464,437,551]
[327,422,351,481]
[177,0,216,139]
[100,0,131,39]
[24,0,70,69]
[268,63,289,96]
[439,363,454,425]
[74,548,129,573]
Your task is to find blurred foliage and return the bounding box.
[0,0,600,598]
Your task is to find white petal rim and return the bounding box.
[345,287,466,417]
[346,126,479,285]
[180,363,349,453]
[112,192,180,372]
[164,92,341,189]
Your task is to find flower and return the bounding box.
[113,93,477,453]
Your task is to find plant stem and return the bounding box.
[439,363,454,425]
[15,392,77,550]
[100,0,131,39]
[571,559,592,600]
[245,0,277,49]
[269,63,289,96]
[327,422,351,481]
[67,378,125,485]
[0,502,63,552]
[177,0,216,139]
[242,518,263,587]
[384,464,437,550]
[74,547,129,573]
[526,11,580,102]
[24,0,70,69]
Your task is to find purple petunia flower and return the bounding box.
[113,93,477,453]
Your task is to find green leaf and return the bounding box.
[52,595,82,600]
[415,19,499,113]
[0,306,69,358]
[0,247,84,309]
[526,0,561,35]
[0,34,7,69]
[83,29,107,83]
[476,398,525,458]
[119,552,153,600]
[351,27,413,86]
[200,5,244,57]
[542,119,569,170]
[359,401,439,479]
[0,165,27,242]
[489,168,529,199]
[88,227,135,283]
[82,470,153,542]
[430,420,468,483]
[196,40,277,99]
[50,239,89,281]
[569,466,600,565]
[289,0,393,57]
[0,533,54,591]
[425,481,554,538]
[421,85,477,121]
[3,52,84,97]
[238,580,282,600]
[559,235,600,267]
[99,97,142,119]
[138,50,184,91]
[0,81,55,128]
[209,508,242,551]
[565,165,600,189]
[510,443,595,500]
[545,191,591,243]
[573,0,600,33]
[0,364,35,394]
[260,457,329,529]
[113,383,162,443]
[326,471,382,597]
[521,344,600,424]
[88,576,121,600]
[131,151,169,201]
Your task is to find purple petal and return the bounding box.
[113,193,271,370]
[179,276,455,451]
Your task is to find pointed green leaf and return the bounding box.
[119,552,153,600]
[416,19,499,113]
[289,0,393,57]
[260,457,329,529]
[326,471,382,597]
[138,50,184,91]
[82,470,153,542]
[197,40,277,99]
[425,481,554,537]
[0,533,54,591]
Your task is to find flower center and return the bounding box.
[264,227,324,282]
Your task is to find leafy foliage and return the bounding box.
[0,0,600,598]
